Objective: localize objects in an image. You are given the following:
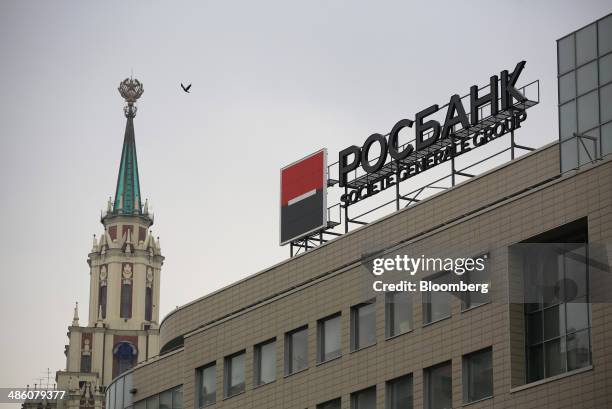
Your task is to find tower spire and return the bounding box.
[72,302,79,326]
[113,78,144,215]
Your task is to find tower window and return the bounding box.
[145,287,153,321]
[81,355,91,372]
[99,285,107,319]
[113,342,137,377]
[121,283,132,318]
[120,264,133,319]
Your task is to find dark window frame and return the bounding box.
[195,362,216,408]
[462,347,493,404]
[350,386,376,409]
[385,291,413,339]
[385,373,413,409]
[422,271,452,325]
[350,299,377,351]
[424,360,452,409]
[254,338,276,386]
[223,350,245,398]
[284,326,309,376]
[317,313,342,363]
[316,398,341,409]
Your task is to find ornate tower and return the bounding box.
[51,78,164,409]
[87,78,163,337]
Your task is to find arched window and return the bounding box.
[113,342,137,377]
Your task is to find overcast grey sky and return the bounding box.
[0,0,610,393]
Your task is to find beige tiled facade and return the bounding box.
[111,142,612,409]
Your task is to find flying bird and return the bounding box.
[181,83,192,93]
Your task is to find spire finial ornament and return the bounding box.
[118,77,144,118]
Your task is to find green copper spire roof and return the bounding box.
[113,78,144,215]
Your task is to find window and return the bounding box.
[601,83,612,123]
[317,398,341,409]
[386,374,413,409]
[159,390,172,409]
[523,221,591,383]
[558,34,575,74]
[134,386,182,409]
[224,351,245,397]
[461,261,491,310]
[116,377,124,409]
[123,373,133,408]
[577,90,598,132]
[145,287,153,321]
[599,14,612,55]
[463,348,493,403]
[600,53,612,85]
[351,300,376,350]
[559,101,577,141]
[423,272,452,324]
[172,387,183,409]
[120,282,132,318]
[525,243,591,382]
[99,285,107,319]
[80,354,92,372]
[386,292,412,338]
[558,14,612,171]
[351,386,376,409]
[577,61,597,95]
[285,326,308,375]
[559,72,575,103]
[146,395,158,409]
[109,383,116,409]
[113,342,137,377]
[318,314,341,362]
[576,23,597,66]
[424,362,452,409]
[254,339,276,386]
[602,121,612,156]
[196,363,216,407]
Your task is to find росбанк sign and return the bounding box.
[338,61,531,206]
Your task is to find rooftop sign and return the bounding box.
[338,61,537,206]
[280,61,539,253]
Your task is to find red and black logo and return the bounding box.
[280,149,327,244]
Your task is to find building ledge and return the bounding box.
[509,365,593,393]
